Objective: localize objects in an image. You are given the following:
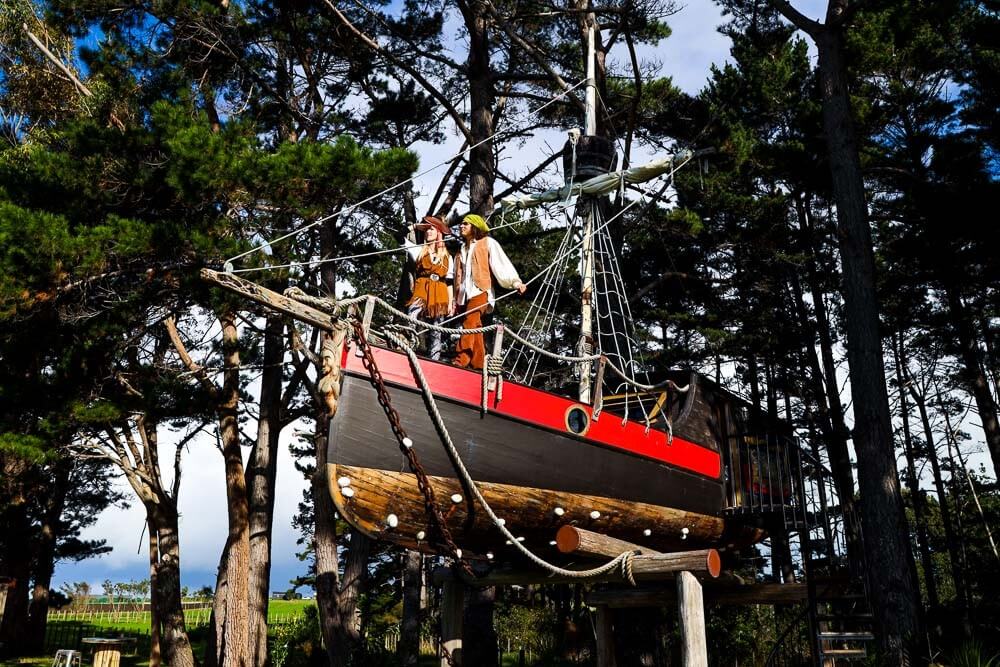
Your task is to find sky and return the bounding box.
[52,0,834,594]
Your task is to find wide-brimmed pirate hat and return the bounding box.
[418,215,452,238]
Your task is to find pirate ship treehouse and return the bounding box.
[318,50,800,566]
[204,25,805,572]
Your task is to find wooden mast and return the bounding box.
[578,17,598,403]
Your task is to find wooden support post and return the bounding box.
[362,296,375,335]
[556,525,660,558]
[677,571,707,667]
[595,605,616,667]
[440,579,464,666]
[488,326,503,391]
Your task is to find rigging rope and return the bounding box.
[223,78,589,268]
[230,194,578,275]
[382,330,636,585]
[296,160,697,393]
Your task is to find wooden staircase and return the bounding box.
[723,432,875,666]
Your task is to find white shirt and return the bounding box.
[456,237,522,307]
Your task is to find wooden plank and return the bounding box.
[586,582,810,607]
[595,605,616,667]
[200,269,336,331]
[555,525,660,558]
[677,571,707,667]
[440,579,464,667]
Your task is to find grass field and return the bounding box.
[0,600,319,667]
[44,598,316,630]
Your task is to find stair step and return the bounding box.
[820,648,869,658]
[818,632,875,641]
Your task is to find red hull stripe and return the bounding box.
[342,345,722,480]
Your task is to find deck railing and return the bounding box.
[722,431,857,569]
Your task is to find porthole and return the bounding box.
[565,405,591,435]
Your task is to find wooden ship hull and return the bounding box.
[328,342,764,560]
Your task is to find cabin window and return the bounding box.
[565,406,590,435]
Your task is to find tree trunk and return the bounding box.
[313,409,343,666]
[25,458,71,652]
[942,281,1000,482]
[459,0,495,215]
[149,504,195,667]
[399,551,423,666]
[906,372,970,636]
[335,531,373,667]
[796,196,856,496]
[148,519,162,667]
[937,387,977,615]
[814,22,922,661]
[979,315,1000,405]
[212,310,251,667]
[464,586,499,667]
[246,314,285,667]
[0,523,31,649]
[203,549,228,667]
[892,335,940,617]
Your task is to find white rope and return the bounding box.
[223,78,589,267]
[230,194,578,275]
[383,330,636,584]
[284,155,698,392]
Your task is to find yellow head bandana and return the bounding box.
[463,214,490,234]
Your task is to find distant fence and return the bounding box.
[56,600,210,613]
[48,608,305,627]
[43,622,150,656]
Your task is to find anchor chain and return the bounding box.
[351,320,474,579]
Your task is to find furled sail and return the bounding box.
[497,150,693,212]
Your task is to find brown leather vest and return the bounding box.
[455,239,492,295]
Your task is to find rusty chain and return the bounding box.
[351,320,474,580]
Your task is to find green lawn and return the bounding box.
[0,600,319,667]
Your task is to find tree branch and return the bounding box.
[321,0,474,142]
[164,315,220,400]
[768,0,823,36]
[482,0,587,115]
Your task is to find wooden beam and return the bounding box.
[677,571,708,667]
[440,579,464,666]
[595,605,616,667]
[200,269,337,331]
[433,549,720,587]
[556,525,660,558]
[586,582,812,607]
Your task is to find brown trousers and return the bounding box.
[453,292,489,370]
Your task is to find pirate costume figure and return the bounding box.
[453,213,527,370]
[403,215,454,360]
